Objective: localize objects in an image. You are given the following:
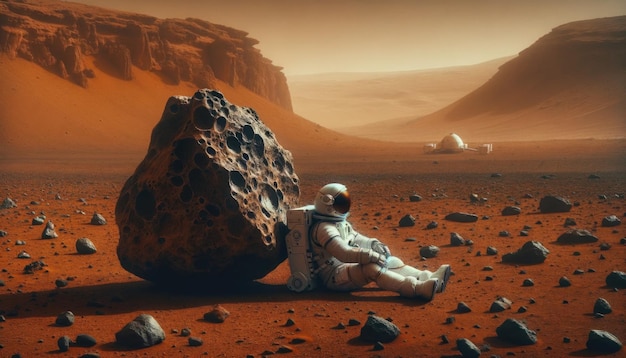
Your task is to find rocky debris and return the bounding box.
[490,297,512,313]
[115,89,299,287]
[75,237,97,254]
[558,276,572,287]
[115,314,165,349]
[188,337,203,346]
[457,302,472,313]
[398,214,416,227]
[359,315,400,343]
[55,311,75,326]
[498,230,510,237]
[426,221,438,229]
[1,197,17,209]
[0,1,292,109]
[522,278,534,287]
[486,246,498,255]
[593,298,612,314]
[605,271,626,289]
[419,245,439,258]
[556,229,598,244]
[450,232,466,246]
[55,278,69,288]
[408,194,422,202]
[601,215,621,227]
[31,216,45,225]
[23,260,46,274]
[586,330,622,353]
[502,206,521,216]
[445,212,478,223]
[17,250,30,259]
[502,241,549,264]
[456,338,481,358]
[0,230,7,237]
[496,318,537,345]
[563,217,576,226]
[203,304,230,323]
[57,335,72,352]
[41,221,58,239]
[75,334,97,347]
[90,213,107,225]
[539,196,572,213]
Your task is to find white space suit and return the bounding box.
[310,183,451,300]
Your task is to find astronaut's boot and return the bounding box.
[398,277,438,301]
[430,264,451,293]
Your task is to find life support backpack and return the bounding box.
[285,205,318,292]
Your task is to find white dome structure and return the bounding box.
[439,133,466,153]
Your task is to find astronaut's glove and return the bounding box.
[376,254,388,268]
[372,241,391,258]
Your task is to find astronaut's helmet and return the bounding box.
[314,183,351,218]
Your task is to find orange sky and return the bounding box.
[69,0,625,75]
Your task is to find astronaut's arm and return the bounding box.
[352,232,390,258]
[324,236,386,265]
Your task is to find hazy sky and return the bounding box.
[70,0,625,75]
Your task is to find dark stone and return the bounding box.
[457,302,472,313]
[559,276,571,287]
[115,314,165,348]
[398,214,416,227]
[419,245,439,258]
[450,232,466,246]
[593,298,612,314]
[586,330,622,353]
[445,212,478,223]
[496,318,537,345]
[522,278,534,287]
[1,197,17,209]
[90,213,107,225]
[539,196,572,213]
[55,311,75,326]
[456,338,481,358]
[502,241,549,264]
[188,337,203,346]
[203,304,230,323]
[75,334,97,347]
[57,336,72,352]
[499,230,510,237]
[490,297,512,313]
[563,218,576,227]
[601,215,621,227]
[408,194,422,202]
[359,315,400,343]
[557,229,598,244]
[502,206,521,216]
[426,221,438,229]
[31,216,45,225]
[76,237,97,254]
[486,246,498,255]
[605,271,626,289]
[41,221,58,239]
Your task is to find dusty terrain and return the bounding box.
[1,140,625,358]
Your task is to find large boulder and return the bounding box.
[502,241,550,264]
[539,195,572,213]
[115,89,299,288]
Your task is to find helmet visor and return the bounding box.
[333,190,351,214]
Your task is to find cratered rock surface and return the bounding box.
[115,89,299,288]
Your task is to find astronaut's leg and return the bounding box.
[358,263,438,300]
[386,257,451,293]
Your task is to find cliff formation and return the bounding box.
[0,0,292,110]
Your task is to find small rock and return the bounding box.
[188,337,203,346]
[408,194,422,202]
[31,216,45,225]
[76,238,97,255]
[563,218,576,227]
[90,212,107,225]
[445,212,478,223]
[457,338,481,358]
[1,197,17,209]
[557,229,598,244]
[502,206,521,216]
[559,276,571,287]
[450,232,466,246]
[359,315,400,343]
[502,241,549,264]
[522,278,534,287]
[605,271,626,289]
[601,215,621,227]
[457,302,472,313]
[276,345,293,353]
[372,341,385,351]
[593,298,612,314]
[75,334,97,347]
[203,304,230,323]
[57,336,72,352]
[486,246,498,255]
[115,314,165,348]
[17,251,30,259]
[498,230,510,237]
[41,221,58,239]
[398,214,416,227]
[55,311,75,326]
[496,318,537,345]
[55,278,69,288]
[426,221,438,229]
[490,297,512,313]
[539,196,571,213]
[586,329,622,353]
[419,245,439,258]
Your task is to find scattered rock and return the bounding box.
[490,297,512,313]
[419,245,439,258]
[398,214,416,227]
[502,206,521,216]
[605,271,626,289]
[563,218,576,227]
[31,216,45,225]
[115,314,165,349]
[559,276,572,287]
[188,337,203,346]
[55,278,69,288]
[586,329,622,353]
[556,229,598,244]
[457,302,472,313]
[498,230,510,237]
[75,334,97,347]
[203,304,230,323]
[539,196,572,213]
[408,194,422,202]
[486,246,498,255]
[426,221,438,229]
[601,215,621,227]
[90,213,107,225]
[55,311,75,326]
[450,232,466,246]
[41,221,58,239]
[496,318,537,345]
[57,336,72,352]
[17,251,30,259]
[1,197,17,209]
[359,315,400,343]
[522,278,534,287]
[115,90,299,287]
[456,338,481,358]
[593,298,612,314]
[445,212,478,223]
[502,241,549,264]
[23,260,46,274]
[76,238,97,255]
[372,341,385,351]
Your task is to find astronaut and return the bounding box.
[310,183,451,300]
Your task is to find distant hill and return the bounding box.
[346,16,626,142]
